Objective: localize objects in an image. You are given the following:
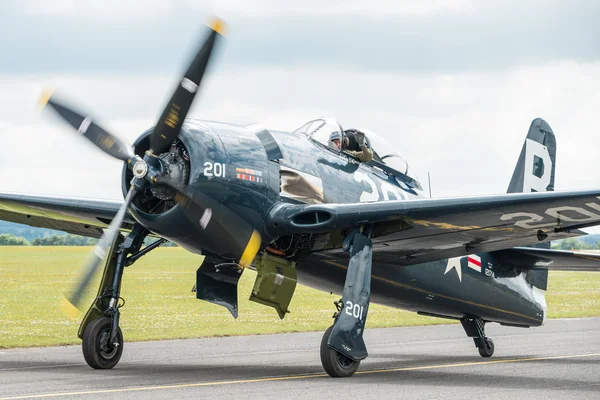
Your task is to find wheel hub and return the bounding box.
[336,352,355,369]
[98,330,118,359]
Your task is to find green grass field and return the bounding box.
[1,246,599,349]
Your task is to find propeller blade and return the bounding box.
[149,19,225,154]
[155,177,261,267]
[39,91,134,162]
[60,187,137,317]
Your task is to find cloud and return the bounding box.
[1,1,598,74]
[1,61,599,204]
[5,0,173,19]
[2,4,600,234]
[6,0,477,19]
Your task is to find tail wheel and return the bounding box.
[320,325,360,377]
[478,337,494,358]
[82,317,123,369]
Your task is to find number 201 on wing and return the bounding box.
[345,301,365,320]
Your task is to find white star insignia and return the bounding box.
[444,257,462,282]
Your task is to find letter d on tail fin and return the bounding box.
[507,118,556,249]
[507,118,556,194]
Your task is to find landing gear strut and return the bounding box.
[461,317,495,358]
[78,224,163,369]
[320,228,373,377]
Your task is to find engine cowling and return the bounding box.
[122,121,226,256]
[121,120,278,260]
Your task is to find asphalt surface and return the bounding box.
[1,318,599,400]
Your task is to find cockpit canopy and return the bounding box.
[294,118,420,186]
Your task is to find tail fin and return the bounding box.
[507,118,556,194]
[507,118,556,249]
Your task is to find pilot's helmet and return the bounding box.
[328,131,342,150]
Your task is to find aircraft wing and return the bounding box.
[0,192,135,238]
[267,189,600,266]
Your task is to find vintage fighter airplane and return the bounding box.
[2,19,600,378]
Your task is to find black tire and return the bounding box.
[478,337,494,358]
[82,317,123,369]
[320,325,360,377]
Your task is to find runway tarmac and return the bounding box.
[1,317,599,399]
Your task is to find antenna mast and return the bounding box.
[428,172,432,198]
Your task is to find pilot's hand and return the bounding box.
[355,130,366,147]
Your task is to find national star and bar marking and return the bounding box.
[445,254,484,281]
[467,254,482,272]
[444,256,463,281]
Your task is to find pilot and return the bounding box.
[343,129,373,162]
[329,131,342,151]
[329,130,373,162]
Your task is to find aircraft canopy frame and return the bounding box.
[294,118,418,185]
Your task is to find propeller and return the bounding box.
[150,19,225,155]
[154,176,261,267]
[41,19,262,316]
[38,92,134,162]
[60,186,137,316]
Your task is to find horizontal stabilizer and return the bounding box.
[493,247,600,272]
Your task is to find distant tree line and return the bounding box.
[0,234,31,246]
[0,233,177,247]
[0,233,98,246]
[0,221,67,242]
[1,229,594,250]
[32,235,98,246]
[550,238,600,251]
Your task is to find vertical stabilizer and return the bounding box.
[508,118,556,249]
[507,118,556,194]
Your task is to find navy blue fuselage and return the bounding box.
[125,120,546,328]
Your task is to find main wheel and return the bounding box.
[478,337,494,358]
[320,325,360,377]
[82,317,123,369]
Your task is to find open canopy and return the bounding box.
[294,117,419,185]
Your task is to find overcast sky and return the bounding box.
[1,0,599,211]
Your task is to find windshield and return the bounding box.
[380,155,408,175]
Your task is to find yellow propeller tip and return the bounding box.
[209,18,227,36]
[59,297,80,318]
[239,230,262,267]
[37,89,53,110]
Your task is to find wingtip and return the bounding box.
[209,17,227,37]
[60,297,80,318]
[37,89,53,110]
